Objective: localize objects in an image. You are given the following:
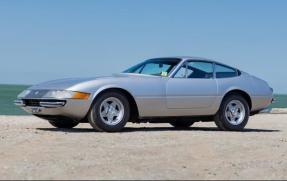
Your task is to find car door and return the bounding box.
[166,61,218,109]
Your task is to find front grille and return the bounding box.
[22,99,66,107]
[23,99,40,107]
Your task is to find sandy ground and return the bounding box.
[0,114,287,180]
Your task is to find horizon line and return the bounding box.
[0,83,286,95]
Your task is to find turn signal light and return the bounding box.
[71,92,90,100]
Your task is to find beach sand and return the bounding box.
[0,114,287,180]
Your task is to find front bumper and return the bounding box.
[14,98,92,120]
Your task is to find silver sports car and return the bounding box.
[15,57,273,132]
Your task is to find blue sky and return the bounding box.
[0,0,286,93]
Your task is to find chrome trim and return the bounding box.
[168,59,186,78]
[39,101,66,108]
[14,99,25,107]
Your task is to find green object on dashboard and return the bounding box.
[161,71,168,77]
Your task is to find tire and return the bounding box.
[48,118,79,128]
[88,91,130,132]
[170,120,194,128]
[215,94,250,131]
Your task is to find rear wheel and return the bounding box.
[170,120,194,128]
[48,118,79,128]
[88,91,130,132]
[215,94,250,131]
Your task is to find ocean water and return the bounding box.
[0,84,29,115]
[0,84,286,115]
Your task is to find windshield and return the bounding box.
[123,58,181,76]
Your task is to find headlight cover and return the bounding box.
[17,89,90,100]
[17,90,31,98]
[43,90,90,100]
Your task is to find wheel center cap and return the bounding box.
[108,107,116,115]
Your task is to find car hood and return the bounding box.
[29,77,98,90]
[29,73,160,90]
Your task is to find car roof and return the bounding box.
[152,56,212,62]
[151,56,239,70]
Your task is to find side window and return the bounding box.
[174,61,213,79]
[215,64,238,78]
[174,66,193,78]
[140,63,172,76]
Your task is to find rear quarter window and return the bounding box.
[215,64,238,78]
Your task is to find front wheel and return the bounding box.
[88,91,130,132]
[215,94,250,131]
